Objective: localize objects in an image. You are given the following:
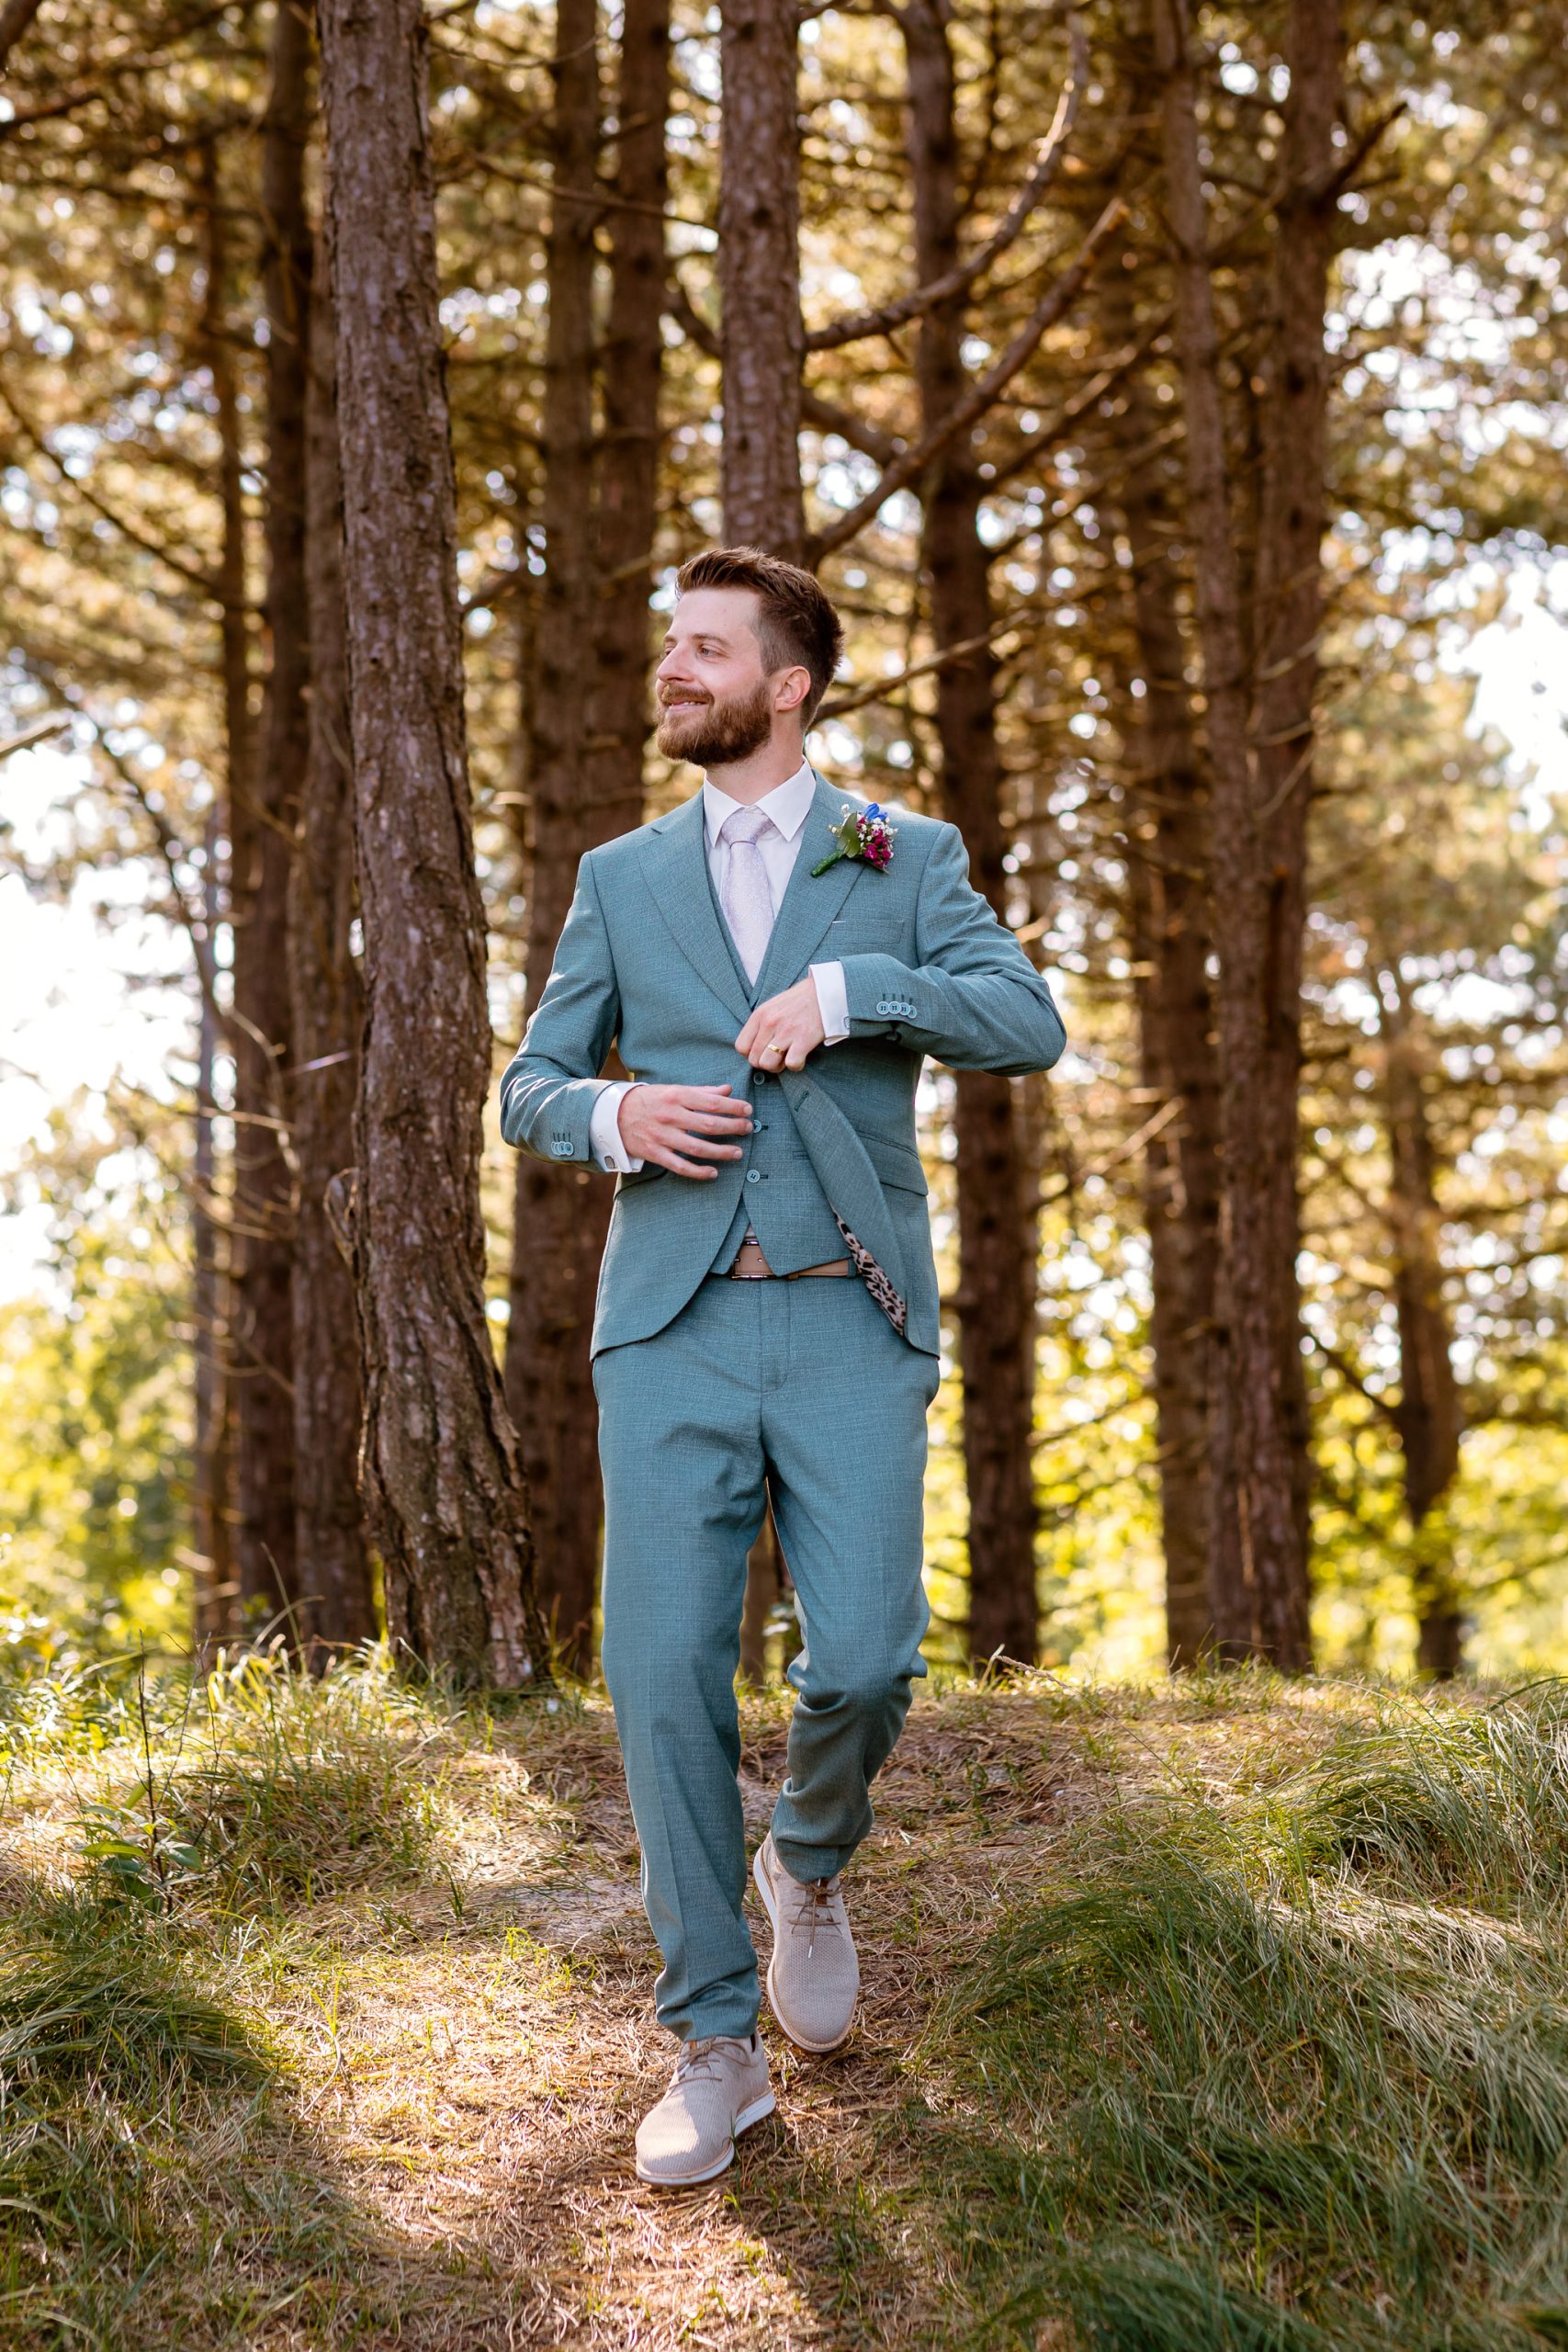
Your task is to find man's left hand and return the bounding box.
[736,978,826,1072]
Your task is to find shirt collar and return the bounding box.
[702,758,817,848]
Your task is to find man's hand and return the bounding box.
[736,978,827,1072]
[617,1083,753,1179]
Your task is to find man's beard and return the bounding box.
[656,677,775,769]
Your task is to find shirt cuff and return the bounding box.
[809,959,851,1046]
[589,1080,645,1172]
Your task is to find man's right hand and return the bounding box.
[617,1083,752,1179]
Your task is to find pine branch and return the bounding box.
[806,15,1089,354]
[807,194,1127,564]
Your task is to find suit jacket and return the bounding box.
[499,773,1066,1357]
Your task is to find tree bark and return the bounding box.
[1380,984,1464,1678]
[588,0,670,797]
[1097,220,1222,1668]
[716,0,806,1667]
[233,0,311,1641]
[901,0,1039,1665]
[1156,0,1312,1668]
[194,135,246,1647]
[192,808,233,1652]
[504,0,602,1671]
[288,229,374,1654]
[717,0,804,562]
[503,0,669,1672]
[1252,0,1342,1583]
[317,0,548,1687]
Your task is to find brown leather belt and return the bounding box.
[724,1237,851,1282]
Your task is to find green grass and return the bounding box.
[6,1642,1568,2347]
[66,1644,457,1915]
[0,1887,269,2344]
[0,1644,473,2349]
[919,1682,1568,2349]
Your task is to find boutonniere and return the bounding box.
[811,802,897,878]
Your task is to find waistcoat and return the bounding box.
[703,849,846,1276]
[710,1071,848,1275]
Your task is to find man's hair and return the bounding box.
[675,546,845,725]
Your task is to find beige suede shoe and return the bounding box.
[634,2032,774,2187]
[752,1831,860,2054]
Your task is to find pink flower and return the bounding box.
[812,801,898,878]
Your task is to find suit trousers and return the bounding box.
[594,1270,940,2042]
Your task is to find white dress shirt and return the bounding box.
[588,759,850,1172]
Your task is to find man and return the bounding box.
[501,547,1064,2186]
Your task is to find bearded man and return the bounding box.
[501,547,1064,2185]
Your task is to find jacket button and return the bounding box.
[746,1169,761,1184]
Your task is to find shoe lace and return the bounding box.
[785,1875,844,1959]
[673,2035,746,2086]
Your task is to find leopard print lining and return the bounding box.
[833,1214,908,1337]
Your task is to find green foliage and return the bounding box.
[74,1645,455,1916]
[0,1110,191,1645]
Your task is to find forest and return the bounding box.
[4,0,1566,1689]
[2,4,1568,2345]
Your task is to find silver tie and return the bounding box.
[717,804,779,983]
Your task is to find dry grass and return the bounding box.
[0,1653,1508,2348]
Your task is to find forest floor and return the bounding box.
[3,1646,1568,2350]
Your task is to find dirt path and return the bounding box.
[238,1688,1100,2349]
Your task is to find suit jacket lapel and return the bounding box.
[752,772,867,1002]
[636,791,751,1026]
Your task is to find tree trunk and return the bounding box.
[192,809,232,1651]
[1101,318,1222,1668]
[317,0,548,1687]
[288,229,374,1654]
[1252,0,1341,1584]
[1156,0,1312,1668]
[717,0,804,562]
[503,0,669,1672]
[504,0,602,1672]
[588,0,669,797]
[233,0,311,1641]
[716,0,806,1667]
[1381,986,1464,1677]
[902,0,1039,1665]
[194,135,247,1648]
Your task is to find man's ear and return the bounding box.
[773,664,812,714]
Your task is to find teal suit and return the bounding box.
[502,775,1063,2038]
